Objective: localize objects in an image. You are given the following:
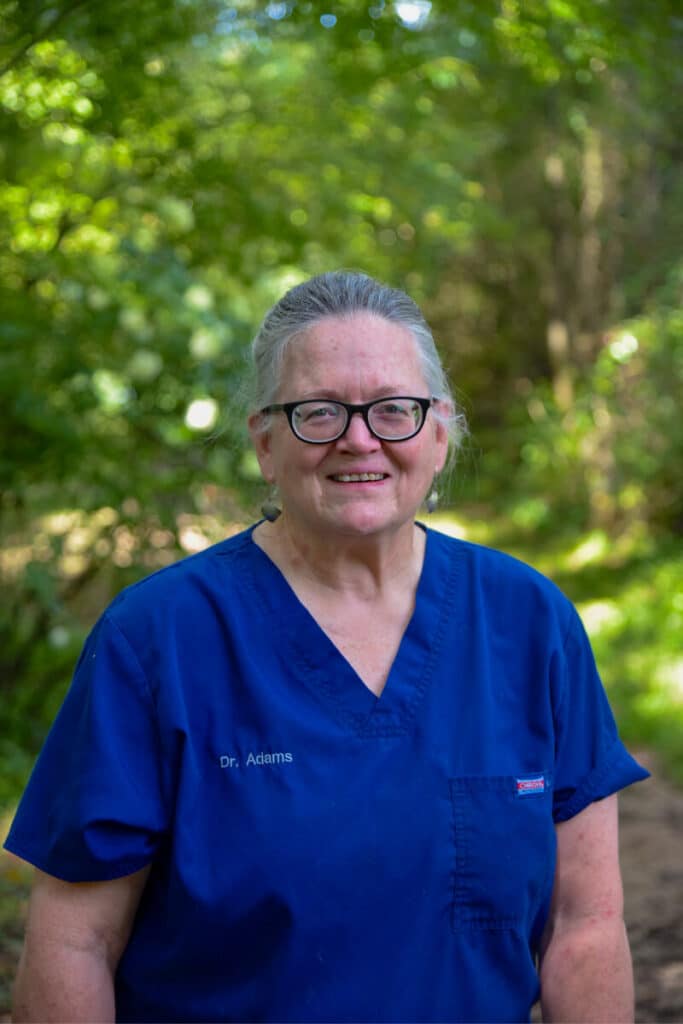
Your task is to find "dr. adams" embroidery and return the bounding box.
[220,751,294,769]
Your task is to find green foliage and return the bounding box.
[481,269,683,535]
[1,0,682,804]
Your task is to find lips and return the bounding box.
[329,472,388,482]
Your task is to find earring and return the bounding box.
[261,490,281,522]
[426,474,439,514]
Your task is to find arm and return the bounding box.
[539,794,634,1023]
[12,865,150,1023]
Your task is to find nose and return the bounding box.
[337,410,381,451]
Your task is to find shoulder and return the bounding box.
[424,526,577,637]
[104,524,260,632]
[425,525,571,604]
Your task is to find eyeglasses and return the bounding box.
[260,396,433,444]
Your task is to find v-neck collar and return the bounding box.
[239,524,460,738]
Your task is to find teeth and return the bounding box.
[333,473,385,482]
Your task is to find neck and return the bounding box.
[254,515,425,599]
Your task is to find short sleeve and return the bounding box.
[552,606,649,822]
[4,612,169,881]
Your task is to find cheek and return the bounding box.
[401,439,441,479]
[273,444,329,486]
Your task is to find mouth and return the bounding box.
[329,472,388,483]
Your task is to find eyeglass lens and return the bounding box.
[291,399,425,441]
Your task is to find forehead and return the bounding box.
[280,313,425,394]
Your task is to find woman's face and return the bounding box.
[250,313,449,542]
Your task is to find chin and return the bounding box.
[326,505,408,537]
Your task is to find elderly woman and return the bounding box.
[7,271,647,1023]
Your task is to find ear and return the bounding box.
[431,398,452,474]
[247,411,276,484]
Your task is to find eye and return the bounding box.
[374,401,413,418]
[296,402,342,424]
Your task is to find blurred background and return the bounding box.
[0,1,682,1008]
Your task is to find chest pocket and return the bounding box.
[450,774,556,933]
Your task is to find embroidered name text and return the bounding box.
[219,751,294,768]
[246,751,293,766]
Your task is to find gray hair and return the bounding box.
[250,270,467,460]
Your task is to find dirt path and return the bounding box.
[621,752,683,1023]
[1,751,681,1021]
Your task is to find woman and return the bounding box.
[6,271,647,1023]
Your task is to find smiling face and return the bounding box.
[249,313,449,543]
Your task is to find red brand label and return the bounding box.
[516,776,546,795]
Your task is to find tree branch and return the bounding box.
[0,0,93,80]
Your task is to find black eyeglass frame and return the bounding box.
[260,396,434,444]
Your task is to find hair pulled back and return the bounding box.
[251,270,466,458]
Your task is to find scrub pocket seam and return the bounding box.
[449,774,555,934]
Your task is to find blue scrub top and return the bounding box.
[5,525,648,1023]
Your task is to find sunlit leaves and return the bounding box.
[0,39,101,122]
[1,0,682,793]
[419,55,480,92]
[185,397,218,430]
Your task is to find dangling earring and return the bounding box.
[426,477,439,514]
[261,489,281,522]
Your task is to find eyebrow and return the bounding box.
[295,387,413,400]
